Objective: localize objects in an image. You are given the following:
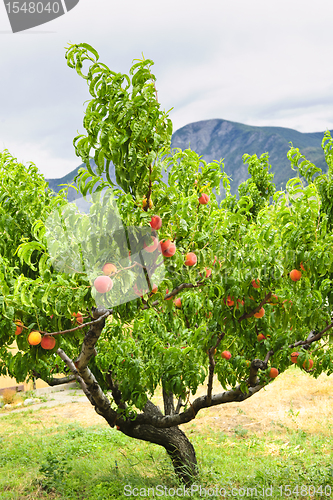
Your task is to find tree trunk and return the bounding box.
[121,400,198,485]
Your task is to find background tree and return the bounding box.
[1,43,333,485]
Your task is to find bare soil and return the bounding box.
[2,368,333,438]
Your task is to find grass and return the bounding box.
[1,368,333,499]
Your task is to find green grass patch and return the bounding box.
[1,407,333,499]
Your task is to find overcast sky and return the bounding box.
[0,0,333,179]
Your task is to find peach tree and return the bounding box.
[1,43,333,484]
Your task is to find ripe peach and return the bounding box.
[254,307,265,318]
[257,333,266,342]
[198,193,210,205]
[151,283,158,294]
[73,312,83,325]
[14,320,23,336]
[102,263,117,275]
[174,298,182,308]
[303,359,314,370]
[41,336,56,350]
[163,242,176,257]
[252,279,260,289]
[226,296,234,307]
[290,269,302,282]
[144,236,159,253]
[28,330,42,346]
[185,252,197,266]
[269,367,279,378]
[160,240,171,253]
[291,352,299,363]
[221,350,231,360]
[150,215,162,230]
[94,276,113,293]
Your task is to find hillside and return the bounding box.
[46,118,332,199]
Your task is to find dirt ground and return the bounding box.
[1,368,333,437]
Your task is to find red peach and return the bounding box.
[150,215,162,230]
[41,336,56,350]
[252,279,260,289]
[14,320,23,335]
[290,269,302,282]
[163,242,176,257]
[269,367,279,378]
[221,350,231,360]
[185,252,197,266]
[174,298,182,308]
[198,193,210,204]
[291,352,299,363]
[254,307,265,318]
[94,276,113,293]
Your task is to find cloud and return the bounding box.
[0,0,332,178]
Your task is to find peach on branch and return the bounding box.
[14,320,23,335]
[28,330,42,346]
[251,279,260,289]
[151,283,158,294]
[150,215,162,230]
[198,193,209,205]
[254,307,265,318]
[200,268,212,278]
[221,350,231,360]
[224,295,234,307]
[290,269,302,282]
[269,367,279,378]
[102,263,117,275]
[257,333,266,342]
[291,352,299,363]
[163,242,176,257]
[174,298,182,308]
[303,359,314,370]
[41,336,56,350]
[94,275,113,293]
[184,252,197,266]
[73,312,83,325]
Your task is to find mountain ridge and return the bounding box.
[46,118,332,199]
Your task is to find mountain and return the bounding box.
[46,118,332,199]
[171,119,332,194]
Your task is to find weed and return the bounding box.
[38,453,72,493]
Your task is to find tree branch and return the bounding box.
[163,388,175,416]
[56,348,95,404]
[238,292,272,322]
[74,306,109,371]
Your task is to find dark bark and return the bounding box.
[47,375,76,386]
[121,400,198,485]
[55,306,268,484]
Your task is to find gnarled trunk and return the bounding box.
[123,400,198,485]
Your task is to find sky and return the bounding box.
[0,0,333,179]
